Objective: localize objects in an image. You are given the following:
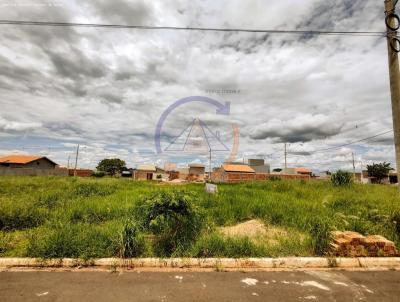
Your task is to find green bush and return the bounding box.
[92,171,105,178]
[331,170,352,186]
[119,220,145,258]
[136,191,205,256]
[307,217,332,256]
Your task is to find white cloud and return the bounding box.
[0,1,396,170]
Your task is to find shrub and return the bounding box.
[119,220,145,258]
[307,217,332,256]
[331,170,352,186]
[92,171,105,178]
[136,191,205,256]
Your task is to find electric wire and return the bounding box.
[0,20,389,37]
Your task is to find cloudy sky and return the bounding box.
[0,0,396,171]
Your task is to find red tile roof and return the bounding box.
[222,164,255,173]
[0,155,56,165]
[295,167,312,173]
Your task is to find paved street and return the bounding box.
[0,270,399,302]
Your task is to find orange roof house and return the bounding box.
[212,164,256,183]
[0,155,58,169]
[295,167,312,175]
[221,164,255,173]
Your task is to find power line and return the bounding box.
[287,130,394,156]
[0,20,388,37]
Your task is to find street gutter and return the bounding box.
[0,257,399,271]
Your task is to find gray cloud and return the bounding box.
[0,0,395,170]
[248,114,343,143]
[84,0,154,25]
[45,47,107,79]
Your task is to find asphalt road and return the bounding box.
[1,270,399,302]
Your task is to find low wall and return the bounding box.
[0,167,68,177]
[212,172,311,183]
[68,169,93,177]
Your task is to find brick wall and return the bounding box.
[68,169,93,177]
[211,172,311,183]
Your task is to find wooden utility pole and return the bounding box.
[352,152,356,181]
[209,147,212,182]
[385,0,400,187]
[74,144,79,177]
[67,154,70,169]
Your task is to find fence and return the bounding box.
[0,167,68,177]
[211,172,311,183]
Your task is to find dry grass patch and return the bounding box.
[219,219,305,247]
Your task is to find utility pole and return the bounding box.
[284,143,287,169]
[74,144,79,177]
[209,147,212,182]
[384,0,400,187]
[67,154,70,169]
[352,152,356,181]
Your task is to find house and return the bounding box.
[164,162,177,172]
[134,165,156,180]
[0,155,58,169]
[248,159,270,174]
[0,154,67,176]
[188,163,205,182]
[177,167,189,180]
[134,165,167,180]
[212,164,255,183]
[295,167,312,176]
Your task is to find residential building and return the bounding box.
[212,164,255,183]
[295,167,312,176]
[0,155,58,169]
[134,165,167,180]
[188,163,205,181]
[248,158,270,174]
[0,154,67,176]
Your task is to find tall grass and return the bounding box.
[0,176,399,258]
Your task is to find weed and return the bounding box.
[119,220,145,258]
[331,170,352,187]
[136,191,205,256]
[0,177,399,258]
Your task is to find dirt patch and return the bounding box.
[219,219,289,245]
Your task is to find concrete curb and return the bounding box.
[0,257,399,270]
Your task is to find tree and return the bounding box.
[96,158,126,176]
[366,162,393,184]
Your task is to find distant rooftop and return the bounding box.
[189,163,205,168]
[295,167,312,173]
[136,164,156,171]
[0,155,57,165]
[222,164,255,173]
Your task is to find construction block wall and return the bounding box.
[330,231,398,257]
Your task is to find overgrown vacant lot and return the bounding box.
[0,176,399,259]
